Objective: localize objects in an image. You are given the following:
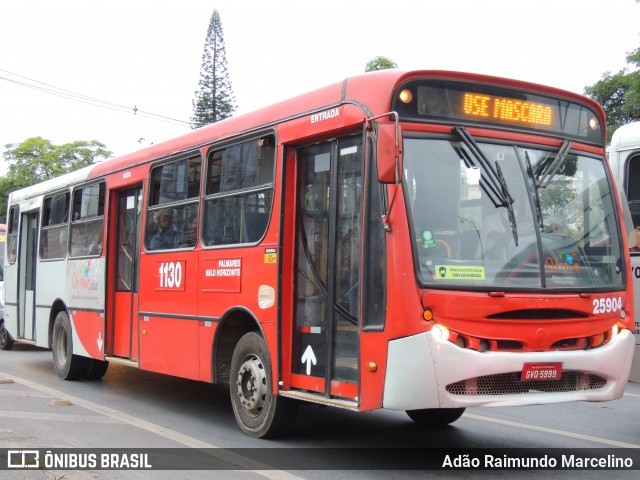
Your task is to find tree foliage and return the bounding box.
[584,47,640,142]
[0,137,111,221]
[191,9,236,129]
[365,56,398,73]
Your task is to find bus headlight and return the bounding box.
[431,323,450,341]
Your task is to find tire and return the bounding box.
[84,359,109,380]
[0,321,15,351]
[406,407,465,427]
[230,332,297,438]
[51,311,88,380]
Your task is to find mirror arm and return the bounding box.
[366,112,401,232]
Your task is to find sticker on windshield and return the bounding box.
[421,229,436,249]
[435,265,486,281]
[544,250,581,273]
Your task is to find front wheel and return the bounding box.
[0,321,14,351]
[230,332,297,438]
[51,311,88,380]
[84,359,109,380]
[406,407,465,427]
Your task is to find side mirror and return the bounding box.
[376,123,403,184]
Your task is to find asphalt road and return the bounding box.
[0,343,638,479]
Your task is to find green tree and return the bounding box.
[365,56,398,73]
[584,47,640,142]
[0,137,111,221]
[191,9,236,129]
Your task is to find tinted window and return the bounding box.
[203,135,275,246]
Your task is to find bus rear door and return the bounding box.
[108,186,143,363]
[16,212,38,342]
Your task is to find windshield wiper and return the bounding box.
[523,151,544,230]
[536,139,573,189]
[453,126,518,246]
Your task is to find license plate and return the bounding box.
[521,362,562,381]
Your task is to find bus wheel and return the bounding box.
[230,332,297,438]
[0,321,15,351]
[84,359,109,380]
[52,311,87,380]
[406,407,465,426]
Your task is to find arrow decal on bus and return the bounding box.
[301,345,316,375]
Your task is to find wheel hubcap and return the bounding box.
[54,326,68,366]
[235,354,268,417]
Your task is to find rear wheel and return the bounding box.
[51,311,88,380]
[0,321,14,351]
[406,407,465,426]
[230,332,297,438]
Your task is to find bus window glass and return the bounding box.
[150,156,201,205]
[203,135,275,246]
[626,154,640,251]
[70,183,105,257]
[363,136,387,330]
[41,192,70,260]
[146,155,201,251]
[404,137,623,289]
[335,140,362,318]
[7,206,19,264]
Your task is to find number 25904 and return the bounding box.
[592,297,622,314]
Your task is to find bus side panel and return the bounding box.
[198,319,216,382]
[3,260,18,340]
[35,261,67,349]
[630,255,640,382]
[69,310,105,359]
[67,257,107,359]
[139,316,200,379]
[197,243,280,384]
[138,251,200,379]
[609,136,640,383]
[359,187,423,411]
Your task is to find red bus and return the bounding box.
[3,70,636,438]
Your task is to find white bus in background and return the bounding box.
[609,121,640,382]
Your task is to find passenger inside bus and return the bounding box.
[179,213,198,248]
[88,227,103,255]
[149,209,178,250]
[631,225,640,252]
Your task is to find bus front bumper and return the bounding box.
[382,328,635,411]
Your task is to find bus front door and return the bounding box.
[17,212,38,341]
[291,136,362,399]
[110,187,142,362]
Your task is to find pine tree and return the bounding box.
[191,9,236,129]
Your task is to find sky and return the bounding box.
[1,0,640,171]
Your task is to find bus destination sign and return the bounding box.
[462,92,552,127]
[392,79,603,144]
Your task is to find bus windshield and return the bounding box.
[404,136,624,290]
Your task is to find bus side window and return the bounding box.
[7,206,19,263]
[41,192,70,260]
[146,154,201,251]
[69,183,105,257]
[627,154,640,252]
[203,135,275,247]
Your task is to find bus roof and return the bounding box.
[8,70,605,201]
[8,165,94,205]
[610,122,640,153]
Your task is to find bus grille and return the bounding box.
[445,371,606,396]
